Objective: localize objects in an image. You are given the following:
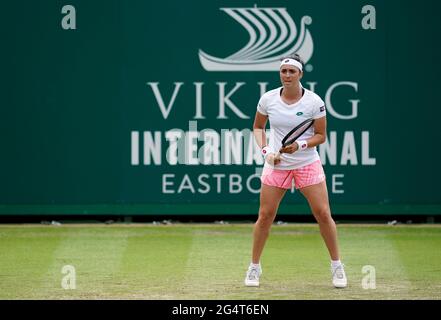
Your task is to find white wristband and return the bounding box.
[296,140,308,151]
[261,146,272,159]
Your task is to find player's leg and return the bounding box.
[245,168,290,287]
[299,181,339,260]
[252,183,287,263]
[299,180,347,288]
[294,160,347,288]
[245,183,286,286]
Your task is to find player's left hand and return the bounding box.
[279,143,298,154]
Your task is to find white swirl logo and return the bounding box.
[199,6,313,72]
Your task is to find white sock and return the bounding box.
[331,260,342,269]
[250,262,261,269]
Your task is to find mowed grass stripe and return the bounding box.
[252,225,333,299]
[178,225,253,299]
[37,227,130,299]
[334,226,413,300]
[0,227,63,299]
[387,226,441,299]
[114,225,194,299]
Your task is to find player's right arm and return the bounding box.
[253,111,280,165]
[253,111,268,149]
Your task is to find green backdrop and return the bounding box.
[1,0,440,215]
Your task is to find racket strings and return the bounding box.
[282,120,314,146]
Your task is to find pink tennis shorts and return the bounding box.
[261,160,326,189]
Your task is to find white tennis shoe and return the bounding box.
[244,264,262,287]
[332,264,347,288]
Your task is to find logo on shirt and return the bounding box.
[199,6,314,71]
[296,112,304,116]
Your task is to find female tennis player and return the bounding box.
[244,54,347,288]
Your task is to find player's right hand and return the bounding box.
[266,153,281,166]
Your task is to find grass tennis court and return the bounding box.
[0,223,440,300]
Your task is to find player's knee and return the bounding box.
[314,208,333,224]
[257,208,276,227]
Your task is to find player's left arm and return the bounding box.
[306,116,326,148]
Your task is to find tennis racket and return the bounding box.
[275,118,314,158]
